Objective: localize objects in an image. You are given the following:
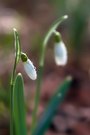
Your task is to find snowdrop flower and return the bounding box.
[21,52,37,80]
[54,31,67,66]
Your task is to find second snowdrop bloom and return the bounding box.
[21,52,37,80]
[54,31,67,66]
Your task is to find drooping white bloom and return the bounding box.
[23,59,37,80]
[54,41,67,66]
[21,52,37,80]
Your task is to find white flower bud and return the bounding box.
[54,41,67,66]
[21,52,37,80]
[23,59,37,80]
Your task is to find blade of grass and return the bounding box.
[32,76,72,135]
[31,15,68,134]
[13,73,27,135]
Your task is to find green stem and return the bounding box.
[30,66,43,135]
[10,28,21,135]
[10,56,17,135]
[30,15,68,135]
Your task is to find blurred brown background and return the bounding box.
[0,0,90,135]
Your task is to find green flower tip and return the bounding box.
[54,31,61,43]
[21,52,28,62]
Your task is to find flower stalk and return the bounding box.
[10,28,21,135]
[10,28,37,135]
[31,15,68,135]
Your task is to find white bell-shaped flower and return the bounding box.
[21,52,37,80]
[54,41,67,66]
[54,31,67,66]
[23,59,37,80]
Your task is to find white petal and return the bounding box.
[24,59,37,80]
[54,41,67,66]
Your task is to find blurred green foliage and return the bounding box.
[0,34,13,50]
[0,86,9,117]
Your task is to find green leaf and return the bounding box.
[13,73,27,135]
[32,76,72,135]
[13,28,21,63]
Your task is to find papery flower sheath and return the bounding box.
[54,41,67,66]
[21,52,37,80]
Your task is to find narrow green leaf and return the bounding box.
[13,73,27,135]
[32,76,72,135]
